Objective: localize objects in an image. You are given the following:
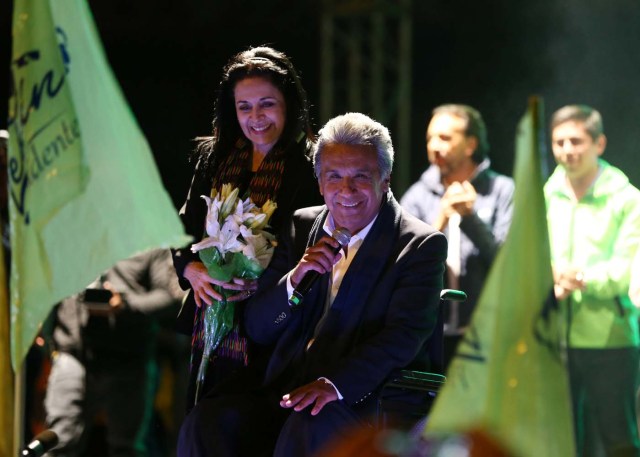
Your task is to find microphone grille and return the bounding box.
[332,227,352,246]
[34,429,59,450]
[23,429,59,456]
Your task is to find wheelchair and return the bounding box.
[376,289,466,430]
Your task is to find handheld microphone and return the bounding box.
[288,227,352,308]
[21,430,59,456]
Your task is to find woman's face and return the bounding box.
[234,76,287,155]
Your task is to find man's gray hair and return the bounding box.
[312,112,394,179]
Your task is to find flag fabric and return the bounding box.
[426,97,575,456]
[7,0,190,371]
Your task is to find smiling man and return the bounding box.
[177,112,447,457]
[400,104,514,367]
[545,104,640,456]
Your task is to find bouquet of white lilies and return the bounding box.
[190,183,277,403]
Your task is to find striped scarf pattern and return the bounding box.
[191,142,287,365]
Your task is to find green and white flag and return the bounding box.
[7,0,191,371]
[426,97,575,456]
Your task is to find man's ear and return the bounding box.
[596,134,607,156]
[465,136,478,158]
[382,177,390,193]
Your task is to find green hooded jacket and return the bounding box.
[545,159,640,348]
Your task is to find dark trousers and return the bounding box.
[44,352,156,457]
[568,347,640,457]
[273,401,367,457]
[176,390,368,457]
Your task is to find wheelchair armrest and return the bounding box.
[440,289,467,302]
[383,370,446,392]
[377,370,446,428]
[374,288,463,428]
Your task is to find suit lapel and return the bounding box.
[316,195,400,341]
[284,210,331,367]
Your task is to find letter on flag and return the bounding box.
[7,0,191,371]
[425,97,575,456]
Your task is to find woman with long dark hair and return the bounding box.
[172,46,321,407]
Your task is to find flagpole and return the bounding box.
[529,95,550,180]
[426,97,576,455]
[13,362,25,457]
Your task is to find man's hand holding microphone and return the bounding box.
[282,227,352,414]
[288,227,351,308]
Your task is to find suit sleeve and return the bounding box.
[328,231,447,404]
[244,213,310,345]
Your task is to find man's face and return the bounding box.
[551,120,605,180]
[426,113,477,178]
[318,143,389,235]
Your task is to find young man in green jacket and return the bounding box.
[545,104,640,457]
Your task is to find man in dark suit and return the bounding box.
[177,112,447,457]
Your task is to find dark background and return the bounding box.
[2,0,640,205]
[2,2,639,453]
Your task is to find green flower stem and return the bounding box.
[194,286,233,405]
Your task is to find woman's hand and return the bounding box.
[183,261,258,307]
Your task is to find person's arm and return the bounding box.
[249,208,447,413]
[244,217,322,345]
[171,159,210,290]
[280,231,447,414]
[581,196,640,300]
[322,232,447,405]
[270,232,349,414]
[459,176,514,266]
[171,160,258,307]
[279,378,340,416]
[119,250,181,315]
[629,249,640,307]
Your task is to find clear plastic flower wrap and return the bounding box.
[190,184,276,403]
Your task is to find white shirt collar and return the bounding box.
[322,212,378,247]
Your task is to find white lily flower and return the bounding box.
[201,195,223,237]
[232,198,259,228]
[261,199,277,221]
[241,226,276,269]
[190,235,219,253]
[247,213,267,230]
[250,199,277,230]
[192,186,276,262]
[191,216,244,254]
[217,218,244,254]
[242,198,256,213]
[220,187,240,219]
